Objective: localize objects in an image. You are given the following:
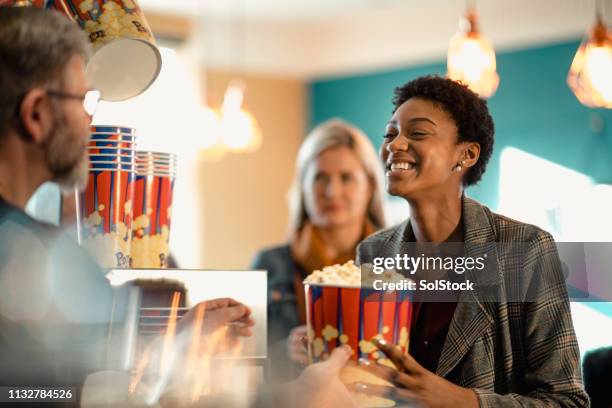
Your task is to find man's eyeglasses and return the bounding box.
[46,89,101,116]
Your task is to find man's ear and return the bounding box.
[18,88,53,144]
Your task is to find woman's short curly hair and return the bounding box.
[392,75,495,186]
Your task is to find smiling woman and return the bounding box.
[355,76,589,407]
[382,75,494,202]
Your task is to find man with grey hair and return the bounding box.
[0,6,96,197]
[0,6,104,388]
[0,6,254,396]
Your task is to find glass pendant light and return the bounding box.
[567,12,612,108]
[447,9,499,98]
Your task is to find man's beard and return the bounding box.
[44,105,89,193]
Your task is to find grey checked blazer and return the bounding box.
[356,196,589,408]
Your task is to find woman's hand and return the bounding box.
[288,325,309,365]
[355,338,478,408]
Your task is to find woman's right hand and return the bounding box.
[288,325,309,365]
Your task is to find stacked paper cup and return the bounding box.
[131,151,177,268]
[76,125,136,268]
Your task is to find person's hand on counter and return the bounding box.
[179,297,255,338]
[355,338,478,408]
[133,298,255,404]
[279,345,358,408]
[288,325,309,365]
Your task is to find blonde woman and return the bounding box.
[251,119,386,378]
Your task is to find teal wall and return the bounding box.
[309,40,612,210]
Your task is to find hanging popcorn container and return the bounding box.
[1,0,161,101]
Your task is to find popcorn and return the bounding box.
[303,260,362,286]
[90,6,100,18]
[322,325,339,341]
[103,1,121,12]
[84,210,102,228]
[305,261,411,368]
[398,327,409,349]
[359,339,377,354]
[81,221,131,268]
[79,0,93,14]
[132,214,150,232]
[131,213,171,268]
[303,260,405,287]
[79,1,152,49]
[131,233,170,268]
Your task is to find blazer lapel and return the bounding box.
[435,196,499,378]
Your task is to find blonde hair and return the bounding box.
[288,118,386,236]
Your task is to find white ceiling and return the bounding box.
[139,0,606,79]
[139,0,410,21]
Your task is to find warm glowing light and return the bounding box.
[567,16,612,108]
[199,106,223,150]
[219,81,262,153]
[447,11,499,98]
[186,304,206,380]
[159,291,181,376]
[129,345,152,395]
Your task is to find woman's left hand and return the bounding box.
[354,338,478,408]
